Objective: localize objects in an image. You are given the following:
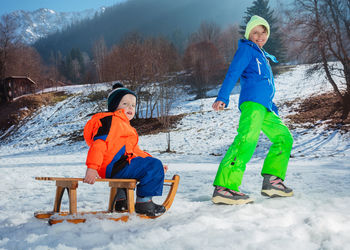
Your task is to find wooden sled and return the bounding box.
[34,175,180,225]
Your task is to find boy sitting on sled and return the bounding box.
[83,83,168,216]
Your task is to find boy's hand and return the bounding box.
[212,101,225,111]
[163,164,168,173]
[83,168,100,184]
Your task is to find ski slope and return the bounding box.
[0,64,350,250]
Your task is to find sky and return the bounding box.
[0,0,127,16]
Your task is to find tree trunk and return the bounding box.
[341,92,350,120]
[166,132,171,152]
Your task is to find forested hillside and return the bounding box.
[34,0,249,60]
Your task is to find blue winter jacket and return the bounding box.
[216,39,279,114]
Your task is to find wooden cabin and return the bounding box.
[0,76,37,102]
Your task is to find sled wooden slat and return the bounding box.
[34,175,180,224]
[49,216,130,225]
[47,212,130,225]
[35,177,138,184]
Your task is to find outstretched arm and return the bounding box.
[215,44,252,107]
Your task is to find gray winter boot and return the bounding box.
[261,174,294,198]
[212,186,254,205]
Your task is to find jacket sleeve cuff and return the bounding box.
[86,164,99,171]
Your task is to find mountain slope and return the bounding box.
[8,8,103,44]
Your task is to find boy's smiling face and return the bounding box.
[117,94,136,120]
[249,25,268,48]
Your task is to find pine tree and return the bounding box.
[70,48,85,76]
[59,48,86,83]
[239,0,286,63]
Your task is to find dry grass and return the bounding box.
[0,92,71,135]
[131,115,184,136]
[286,92,350,131]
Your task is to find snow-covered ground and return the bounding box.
[0,64,350,250]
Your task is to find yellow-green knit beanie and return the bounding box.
[244,15,270,39]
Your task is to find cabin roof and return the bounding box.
[4,76,36,85]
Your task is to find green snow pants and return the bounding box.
[213,101,293,192]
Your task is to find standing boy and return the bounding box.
[212,15,294,205]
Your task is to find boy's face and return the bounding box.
[117,94,136,120]
[249,25,268,48]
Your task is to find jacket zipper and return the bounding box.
[256,58,262,75]
[257,46,275,99]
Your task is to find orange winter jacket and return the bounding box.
[84,109,151,178]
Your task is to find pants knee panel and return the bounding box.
[145,157,164,177]
[284,132,294,149]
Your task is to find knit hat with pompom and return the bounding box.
[107,82,137,112]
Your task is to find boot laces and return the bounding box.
[270,177,287,189]
[216,186,245,196]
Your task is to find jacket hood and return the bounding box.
[238,39,278,63]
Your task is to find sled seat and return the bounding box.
[34,175,179,225]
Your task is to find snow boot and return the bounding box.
[114,188,127,212]
[135,200,166,216]
[211,186,254,205]
[114,199,128,212]
[261,174,294,197]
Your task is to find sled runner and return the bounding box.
[34,175,179,225]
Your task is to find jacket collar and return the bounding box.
[113,109,131,123]
[239,39,278,63]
